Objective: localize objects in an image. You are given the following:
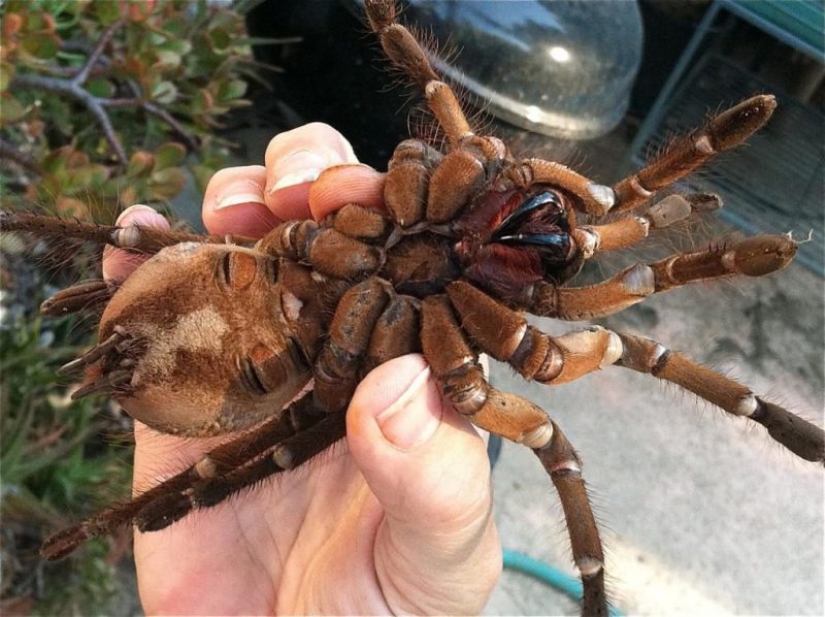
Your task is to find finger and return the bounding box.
[309,164,386,221]
[263,122,360,221]
[346,354,501,613]
[102,205,169,282]
[202,165,279,237]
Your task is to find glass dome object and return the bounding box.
[349,0,644,139]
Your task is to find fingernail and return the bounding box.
[215,192,268,210]
[214,179,268,210]
[268,149,341,193]
[376,367,441,451]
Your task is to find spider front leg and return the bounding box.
[420,295,609,616]
[364,0,470,147]
[572,192,721,259]
[612,95,776,213]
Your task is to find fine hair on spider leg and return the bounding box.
[1,0,822,615]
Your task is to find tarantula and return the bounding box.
[2,0,823,614]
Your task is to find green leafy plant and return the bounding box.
[0,0,256,221]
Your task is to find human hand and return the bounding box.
[103,123,501,615]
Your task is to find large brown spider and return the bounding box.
[2,0,823,614]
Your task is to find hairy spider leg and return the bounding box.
[534,426,608,617]
[445,280,622,385]
[2,211,258,315]
[528,233,797,321]
[419,294,609,616]
[312,277,392,414]
[363,294,421,373]
[364,0,470,147]
[257,218,385,279]
[134,410,347,533]
[382,134,509,227]
[40,393,328,560]
[440,273,822,462]
[572,193,722,260]
[612,95,776,213]
[0,210,250,253]
[616,333,825,463]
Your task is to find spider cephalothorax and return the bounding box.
[1,0,822,614]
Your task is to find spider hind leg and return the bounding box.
[1,211,245,254]
[40,393,332,560]
[134,411,346,533]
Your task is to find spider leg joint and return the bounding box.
[586,182,616,216]
[522,423,554,450]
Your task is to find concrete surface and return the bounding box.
[484,255,824,615]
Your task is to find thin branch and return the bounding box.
[73,19,124,84]
[8,16,211,166]
[12,73,127,164]
[103,98,199,151]
[86,99,127,163]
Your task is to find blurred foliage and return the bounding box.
[0,0,257,221]
[0,0,269,612]
[0,312,134,615]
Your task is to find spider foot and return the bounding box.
[751,398,824,464]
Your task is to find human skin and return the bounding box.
[102,123,501,615]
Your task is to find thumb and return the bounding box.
[346,354,501,613]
